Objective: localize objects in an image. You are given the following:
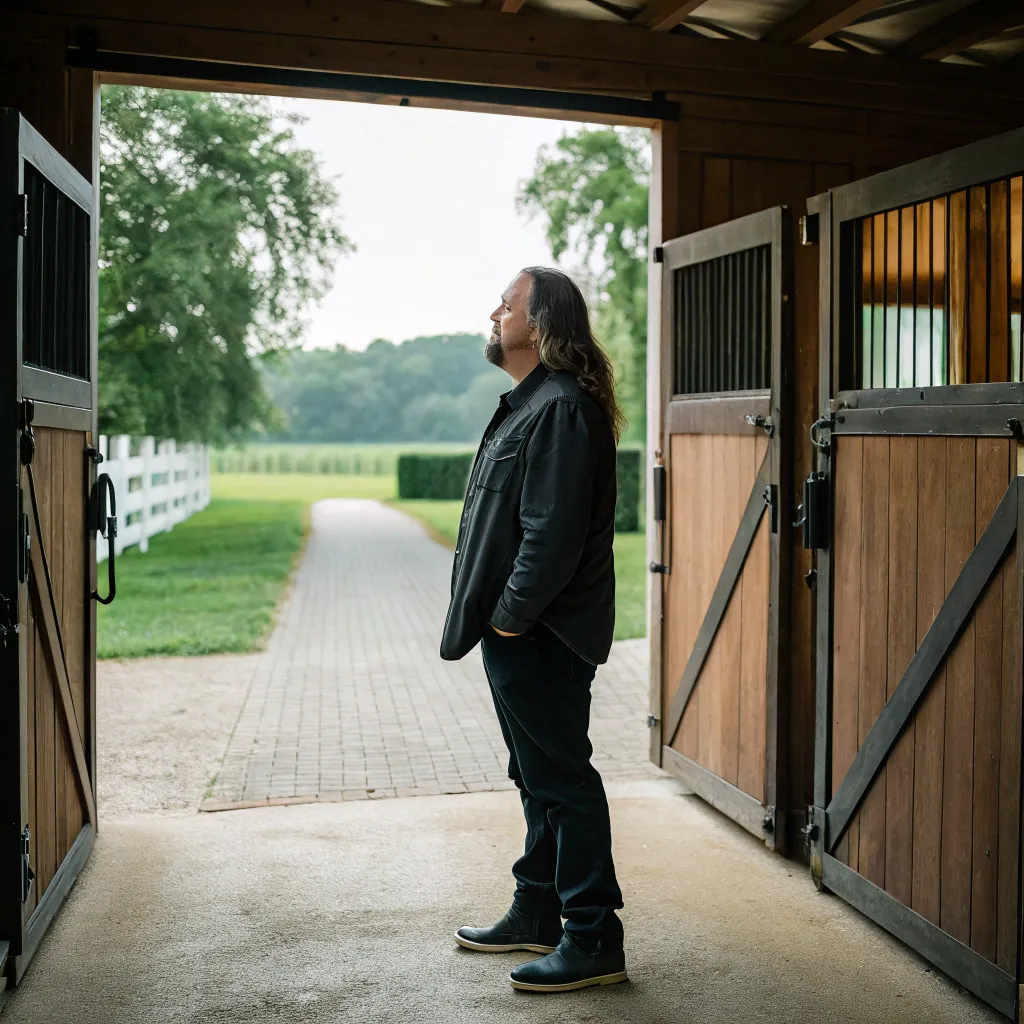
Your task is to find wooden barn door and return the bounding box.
[654,208,791,851]
[0,110,100,986]
[808,127,1024,1018]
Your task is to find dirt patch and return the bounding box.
[97,654,257,820]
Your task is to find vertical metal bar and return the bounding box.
[945,194,951,386]
[966,187,972,383]
[1006,177,1012,383]
[869,215,876,388]
[986,182,992,383]
[896,205,903,388]
[930,199,935,387]
[912,204,917,388]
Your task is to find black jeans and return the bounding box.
[481,625,624,952]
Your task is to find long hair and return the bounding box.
[521,267,626,442]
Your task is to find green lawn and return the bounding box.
[99,473,646,659]
[392,499,647,642]
[97,498,306,659]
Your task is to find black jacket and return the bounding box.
[440,364,616,666]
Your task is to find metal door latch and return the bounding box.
[810,415,832,455]
[649,562,669,575]
[744,413,774,437]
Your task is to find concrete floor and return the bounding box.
[0,777,998,1024]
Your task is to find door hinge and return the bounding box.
[21,826,34,902]
[763,484,778,533]
[762,806,776,836]
[646,714,659,728]
[0,594,17,649]
[15,193,28,237]
[649,562,669,575]
[653,246,664,263]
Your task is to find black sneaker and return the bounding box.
[509,935,627,992]
[455,906,563,954]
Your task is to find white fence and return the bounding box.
[97,436,211,561]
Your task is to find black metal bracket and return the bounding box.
[653,246,664,264]
[762,806,776,837]
[649,562,669,575]
[652,465,667,522]
[1006,416,1024,441]
[86,446,104,465]
[646,715,659,728]
[90,473,118,605]
[20,398,35,467]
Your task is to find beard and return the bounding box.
[484,329,505,368]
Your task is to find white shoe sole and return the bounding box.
[454,932,557,954]
[509,969,628,992]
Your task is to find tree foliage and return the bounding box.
[263,333,507,442]
[99,86,351,442]
[517,127,649,439]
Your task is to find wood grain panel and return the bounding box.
[33,429,57,897]
[857,437,890,888]
[969,439,1009,961]
[831,436,863,869]
[884,437,917,908]
[911,436,947,925]
[996,476,1020,973]
[24,595,38,919]
[940,436,976,945]
[664,431,769,800]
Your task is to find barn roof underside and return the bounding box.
[432,0,1024,68]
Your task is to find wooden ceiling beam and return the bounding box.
[480,0,527,11]
[763,0,888,46]
[895,0,1024,60]
[631,0,705,32]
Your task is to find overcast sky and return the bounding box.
[279,98,584,351]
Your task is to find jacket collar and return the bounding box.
[504,362,550,411]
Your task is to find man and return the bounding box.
[440,267,626,993]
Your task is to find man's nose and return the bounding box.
[489,306,501,323]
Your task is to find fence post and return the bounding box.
[110,435,131,557]
[139,436,154,553]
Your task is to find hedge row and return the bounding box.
[397,453,474,500]
[397,447,644,532]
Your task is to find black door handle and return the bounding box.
[91,473,118,605]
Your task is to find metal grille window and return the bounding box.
[22,163,90,380]
[672,245,771,395]
[851,175,1023,389]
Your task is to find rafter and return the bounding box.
[763,0,887,46]
[630,0,706,32]
[479,0,527,11]
[896,0,1024,60]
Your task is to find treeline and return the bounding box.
[263,334,508,442]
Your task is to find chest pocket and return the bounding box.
[477,433,526,492]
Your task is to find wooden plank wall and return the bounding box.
[830,435,1020,971]
[659,97,1021,851]
[24,427,88,916]
[663,432,769,800]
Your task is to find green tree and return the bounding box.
[99,86,351,442]
[517,127,649,438]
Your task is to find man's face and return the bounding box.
[486,272,536,368]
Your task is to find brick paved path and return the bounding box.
[204,500,660,810]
